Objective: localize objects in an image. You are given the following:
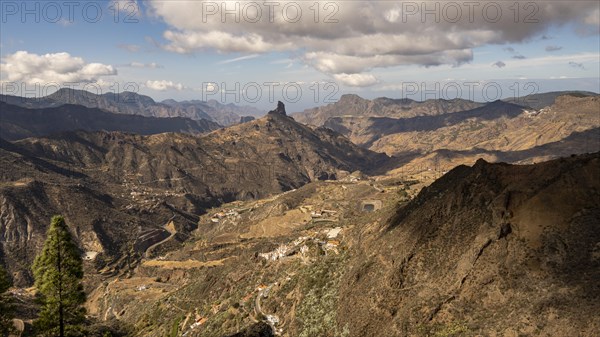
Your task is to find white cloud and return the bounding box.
[205,82,217,92]
[492,61,506,68]
[128,62,163,69]
[162,30,293,54]
[385,8,401,23]
[304,49,473,74]
[0,51,116,84]
[333,73,379,87]
[217,54,260,65]
[145,80,184,91]
[147,0,599,80]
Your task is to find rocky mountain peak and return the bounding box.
[339,93,364,102]
[268,101,287,116]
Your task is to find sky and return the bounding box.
[1,0,599,112]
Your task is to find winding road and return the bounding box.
[144,216,177,258]
[254,284,280,335]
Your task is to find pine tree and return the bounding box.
[0,265,14,336]
[32,216,86,337]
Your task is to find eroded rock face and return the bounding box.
[267,101,287,116]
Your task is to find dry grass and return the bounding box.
[241,209,311,238]
[142,257,231,269]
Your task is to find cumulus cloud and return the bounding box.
[545,45,563,52]
[304,49,473,74]
[1,51,116,84]
[333,73,379,87]
[146,1,599,82]
[492,61,506,68]
[145,80,184,91]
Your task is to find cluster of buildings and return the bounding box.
[258,227,344,262]
[210,209,241,223]
[258,239,308,261]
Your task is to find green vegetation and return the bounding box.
[169,316,183,337]
[86,320,132,337]
[296,253,349,337]
[33,216,86,337]
[0,265,14,335]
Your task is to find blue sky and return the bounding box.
[1,0,599,112]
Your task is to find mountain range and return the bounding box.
[293,92,599,174]
[1,91,598,336]
[293,91,597,126]
[293,94,483,126]
[0,101,220,141]
[0,88,264,127]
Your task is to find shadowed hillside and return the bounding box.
[1,88,264,126]
[0,101,220,141]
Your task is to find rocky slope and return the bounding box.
[0,102,220,141]
[0,137,200,287]
[339,152,600,336]
[0,102,389,287]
